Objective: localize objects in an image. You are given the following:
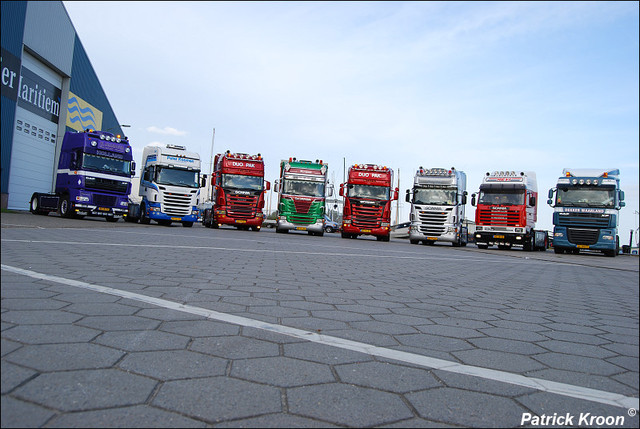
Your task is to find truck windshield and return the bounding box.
[556,187,615,208]
[283,179,325,197]
[478,190,524,205]
[349,184,390,200]
[222,174,263,191]
[156,167,200,188]
[414,188,457,205]
[82,154,131,175]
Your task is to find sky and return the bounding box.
[63,1,639,244]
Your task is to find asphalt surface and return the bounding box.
[1,211,638,428]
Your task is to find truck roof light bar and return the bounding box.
[166,144,186,150]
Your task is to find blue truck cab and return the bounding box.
[548,168,625,257]
[30,129,135,221]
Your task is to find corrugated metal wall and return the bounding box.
[69,35,122,136]
[1,0,124,208]
[1,1,27,196]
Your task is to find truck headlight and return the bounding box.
[76,196,90,202]
[120,201,128,206]
[602,235,614,240]
[554,232,564,237]
[381,222,390,227]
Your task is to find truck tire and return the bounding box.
[30,194,47,215]
[554,247,564,254]
[140,204,151,224]
[477,244,488,250]
[182,221,193,227]
[410,239,420,245]
[59,195,73,218]
[105,216,118,222]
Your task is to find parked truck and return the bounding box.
[29,129,135,221]
[471,170,547,251]
[127,144,201,227]
[275,158,330,236]
[406,167,468,246]
[340,163,398,241]
[202,150,270,231]
[547,168,625,257]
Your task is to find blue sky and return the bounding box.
[63,1,639,241]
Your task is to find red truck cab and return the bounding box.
[340,164,398,241]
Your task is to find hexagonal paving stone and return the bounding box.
[287,383,413,427]
[231,356,335,387]
[160,320,240,337]
[190,336,280,359]
[119,350,227,380]
[406,387,527,427]
[2,324,100,345]
[95,330,190,352]
[4,343,124,372]
[48,405,207,428]
[153,377,281,423]
[284,341,374,365]
[1,396,55,428]
[335,361,441,393]
[12,369,157,412]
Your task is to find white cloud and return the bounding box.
[146,126,188,136]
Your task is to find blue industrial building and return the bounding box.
[1,1,123,210]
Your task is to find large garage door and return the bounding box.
[7,52,62,211]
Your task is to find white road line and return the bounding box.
[0,238,545,265]
[2,263,637,411]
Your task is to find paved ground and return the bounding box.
[1,211,638,427]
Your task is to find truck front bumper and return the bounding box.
[341,223,390,237]
[277,218,324,234]
[552,227,616,251]
[409,227,459,243]
[474,231,525,247]
[73,204,127,218]
[214,211,264,227]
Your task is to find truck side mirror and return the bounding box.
[339,183,344,197]
[265,181,271,191]
[201,174,207,187]
[405,189,411,203]
[471,193,476,206]
[529,196,536,207]
[131,161,136,176]
[462,192,467,205]
[328,184,334,197]
[394,187,399,201]
[620,190,625,201]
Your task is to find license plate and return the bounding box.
[493,235,505,239]
[236,220,246,223]
[361,229,371,233]
[295,226,307,231]
[171,217,181,221]
[577,244,589,249]
[427,237,438,241]
[98,207,110,212]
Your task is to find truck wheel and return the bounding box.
[410,239,419,245]
[140,204,151,224]
[30,194,46,215]
[276,227,288,234]
[477,244,488,250]
[554,247,564,254]
[59,195,73,218]
[105,216,118,223]
[182,221,193,227]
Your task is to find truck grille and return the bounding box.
[227,194,257,218]
[417,209,449,236]
[352,202,384,229]
[281,198,322,225]
[556,213,610,228]
[85,177,127,193]
[294,199,312,214]
[93,194,116,207]
[161,191,193,216]
[567,228,599,245]
[477,208,520,227]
